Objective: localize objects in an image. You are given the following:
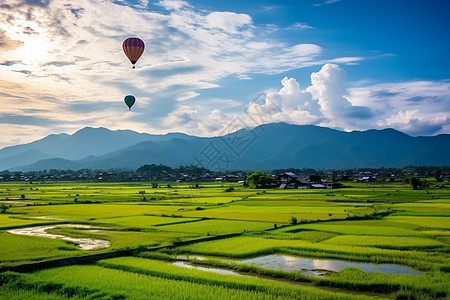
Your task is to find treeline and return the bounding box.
[0,164,242,182]
[273,166,450,177]
[135,164,230,181]
[0,164,448,182]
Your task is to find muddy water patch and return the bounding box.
[7,224,110,250]
[241,254,424,276]
[173,261,243,276]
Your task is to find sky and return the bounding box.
[0,0,449,149]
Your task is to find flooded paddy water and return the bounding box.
[241,254,425,276]
[175,253,424,278]
[7,224,110,250]
[172,261,243,276]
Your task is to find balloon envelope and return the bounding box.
[124,95,136,110]
[122,38,145,68]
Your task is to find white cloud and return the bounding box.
[313,0,341,6]
[288,44,322,57]
[205,11,252,34]
[286,22,313,31]
[347,79,450,135]
[307,64,349,118]
[0,0,447,149]
[244,75,323,128]
[199,108,231,134]
[239,63,449,136]
[376,110,449,136]
[0,0,358,135]
[158,0,190,11]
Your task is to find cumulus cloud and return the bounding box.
[195,64,376,134]
[245,76,322,127]
[240,63,448,136]
[163,105,198,127]
[347,79,450,136]
[307,64,350,117]
[0,0,447,148]
[0,0,363,148]
[376,110,449,136]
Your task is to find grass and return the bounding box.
[280,220,427,236]
[0,231,81,267]
[385,216,450,229]
[0,214,61,229]
[133,251,449,299]
[0,180,449,299]
[89,214,200,228]
[157,219,274,235]
[46,226,200,250]
[322,235,447,250]
[97,256,383,299]
[170,235,448,270]
[0,283,86,300]
[21,264,374,300]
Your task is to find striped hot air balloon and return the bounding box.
[122,37,145,69]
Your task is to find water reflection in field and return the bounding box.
[241,255,424,276]
[7,224,110,250]
[173,261,242,276]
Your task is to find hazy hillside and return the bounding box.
[0,127,193,170]
[3,123,450,171]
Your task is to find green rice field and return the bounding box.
[0,180,449,299]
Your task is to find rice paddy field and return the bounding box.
[0,180,449,299]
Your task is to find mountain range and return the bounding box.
[1,123,449,171]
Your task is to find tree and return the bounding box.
[0,204,9,213]
[309,174,322,184]
[329,170,338,182]
[409,176,420,189]
[409,176,428,190]
[435,169,443,182]
[136,164,173,181]
[244,171,273,189]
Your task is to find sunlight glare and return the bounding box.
[15,33,52,65]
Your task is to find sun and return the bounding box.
[1,15,53,67]
[14,33,52,65]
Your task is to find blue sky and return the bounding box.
[0,0,449,148]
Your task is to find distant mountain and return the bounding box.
[2,123,449,171]
[20,158,82,172]
[0,127,193,170]
[78,138,211,170]
[0,149,52,171]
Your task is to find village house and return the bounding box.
[276,172,341,189]
[277,172,311,189]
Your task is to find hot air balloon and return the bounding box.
[122,37,145,69]
[124,95,136,110]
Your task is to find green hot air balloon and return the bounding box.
[124,95,136,110]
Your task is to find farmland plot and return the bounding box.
[0,180,449,299]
